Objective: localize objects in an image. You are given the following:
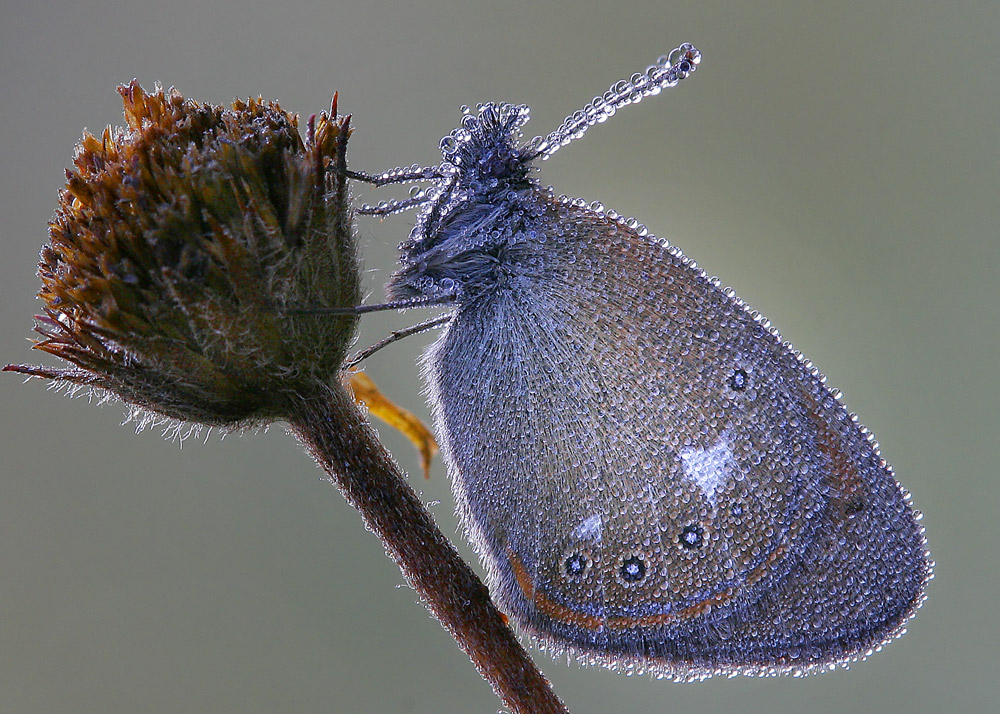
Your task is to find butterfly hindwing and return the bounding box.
[421,197,928,678]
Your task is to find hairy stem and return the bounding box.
[287,383,568,714]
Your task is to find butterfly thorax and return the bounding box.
[386,103,549,304]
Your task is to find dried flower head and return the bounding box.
[7,81,360,425]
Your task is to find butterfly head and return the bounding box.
[440,103,538,190]
[387,104,544,303]
[384,44,702,304]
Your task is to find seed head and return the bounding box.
[7,81,361,425]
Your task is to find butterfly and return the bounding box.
[349,44,930,679]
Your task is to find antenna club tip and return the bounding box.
[664,43,701,77]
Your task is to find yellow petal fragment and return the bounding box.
[345,371,438,479]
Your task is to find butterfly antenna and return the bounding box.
[525,43,701,161]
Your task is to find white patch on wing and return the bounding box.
[679,436,734,506]
[572,514,602,543]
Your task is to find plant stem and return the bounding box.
[287,383,569,714]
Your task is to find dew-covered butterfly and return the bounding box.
[349,44,930,680]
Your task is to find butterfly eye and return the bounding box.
[562,552,591,579]
[619,555,647,583]
[729,368,750,391]
[679,524,705,549]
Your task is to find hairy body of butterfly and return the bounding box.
[372,46,930,680]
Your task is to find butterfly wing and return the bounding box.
[420,196,929,678]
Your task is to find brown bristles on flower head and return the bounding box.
[7,82,360,425]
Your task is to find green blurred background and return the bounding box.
[2,2,996,712]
